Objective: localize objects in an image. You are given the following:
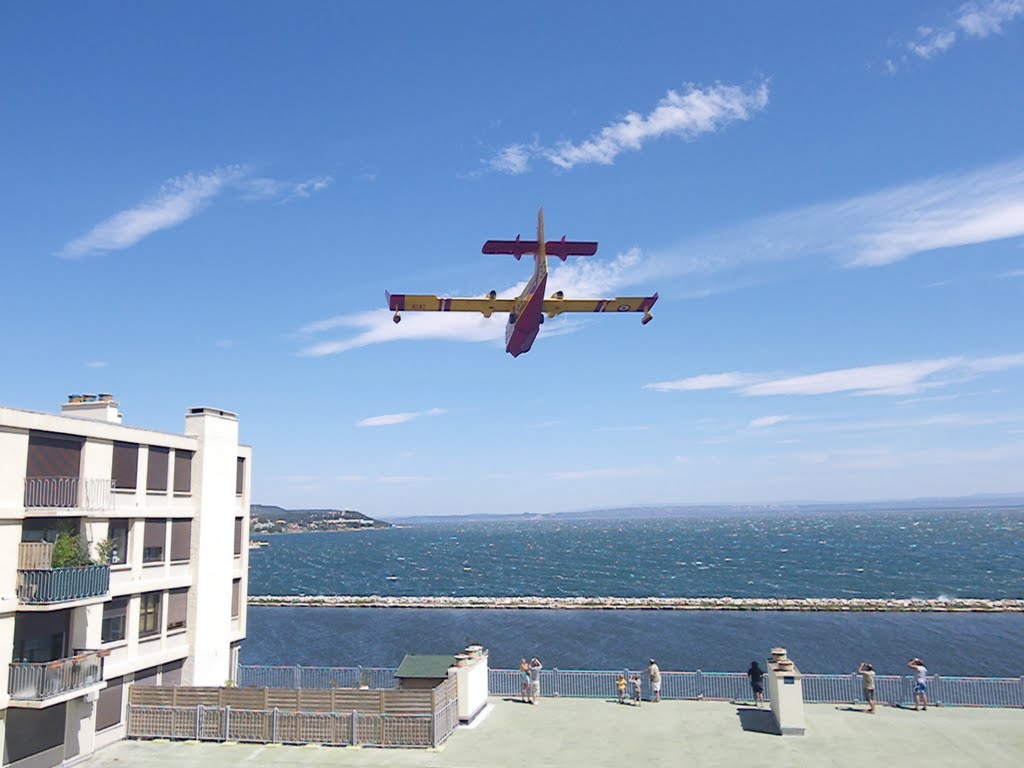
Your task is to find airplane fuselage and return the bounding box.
[504,212,550,357]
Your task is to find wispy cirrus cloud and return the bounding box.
[645,354,1024,397]
[887,0,1024,70]
[749,415,790,429]
[298,247,651,356]
[486,80,769,174]
[60,166,332,258]
[648,155,1024,273]
[84,360,108,369]
[357,407,445,427]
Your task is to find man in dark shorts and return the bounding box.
[747,661,765,706]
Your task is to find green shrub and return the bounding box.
[51,530,94,568]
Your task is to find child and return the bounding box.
[616,673,627,704]
[630,674,642,706]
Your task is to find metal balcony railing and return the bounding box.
[8,650,106,701]
[17,564,110,604]
[23,476,114,510]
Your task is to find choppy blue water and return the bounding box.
[249,508,1024,599]
[243,508,1024,675]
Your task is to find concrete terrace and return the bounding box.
[86,697,1023,768]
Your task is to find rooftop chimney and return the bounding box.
[61,393,123,424]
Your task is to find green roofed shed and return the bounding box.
[394,655,455,690]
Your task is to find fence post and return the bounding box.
[552,668,559,697]
[933,675,941,707]
[271,707,278,743]
[294,665,301,689]
[223,705,231,741]
[697,669,704,700]
[351,710,358,746]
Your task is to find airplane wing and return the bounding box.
[543,293,659,322]
[387,292,516,318]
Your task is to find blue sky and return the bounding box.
[2,2,1022,516]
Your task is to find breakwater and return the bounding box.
[248,595,1024,612]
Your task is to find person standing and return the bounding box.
[528,657,542,705]
[616,673,627,704]
[857,662,877,714]
[519,658,530,703]
[648,659,661,703]
[630,674,642,706]
[747,661,765,706]
[908,658,928,711]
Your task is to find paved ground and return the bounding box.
[87,698,1024,768]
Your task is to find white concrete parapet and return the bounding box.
[450,645,488,723]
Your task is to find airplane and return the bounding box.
[386,209,658,357]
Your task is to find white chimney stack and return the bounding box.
[61,393,122,424]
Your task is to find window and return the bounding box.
[111,442,138,491]
[173,450,192,494]
[233,518,243,556]
[107,519,129,565]
[26,432,83,478]
[169,519,191,562]
[96,677,123,730]
[134,666,158,686]
[101,597,128,643]
[231,579,241,618]
[236,457,245,495]
[139,592,162,638]
[146,446,169,492]
[161,659,184,686]
[142,519,166,563]
[167,588,188,631]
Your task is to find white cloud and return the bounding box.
[908,27,958,58]
[298,247,652,356]
[749,415,790,429]
[897,1,1023,64]
[488,81,769,173]
[84,361,108,368]
[646,354,1024,398]
[646,155,1024,273]
[357,407,445,427]
[645,372,758,393]
[488,144,532,175]
[998,268,1024,278]
[957,0,1024,37]
[60,167,331,258]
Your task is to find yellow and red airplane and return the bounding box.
[386,209,658,357]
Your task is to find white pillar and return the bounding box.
[766,647,806,736]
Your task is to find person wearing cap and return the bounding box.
[648,659,661,703]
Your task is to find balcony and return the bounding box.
[17,565,110,604]
[8,650,107,703]
[24,476,114,511]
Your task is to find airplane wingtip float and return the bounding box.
[386,209,658,357]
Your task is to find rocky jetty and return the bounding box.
[248,595,1024,612]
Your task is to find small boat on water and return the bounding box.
[249,540,270,550]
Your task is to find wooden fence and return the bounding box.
[127,678,459,748]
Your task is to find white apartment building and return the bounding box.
[0,396,251,768]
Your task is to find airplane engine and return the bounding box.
[487,290,497,300]
[551,290,564,299]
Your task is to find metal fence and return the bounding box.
[23,476,114,510]
[16,564,110,604]
[8,651,106,701]
[127,705,443,747]
[238,665,1022,708]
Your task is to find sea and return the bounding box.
[242,507,1024,677]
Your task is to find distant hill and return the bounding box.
[381,494,1024,525]
[250,504,392,533]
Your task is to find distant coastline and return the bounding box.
[248,595,1024,612]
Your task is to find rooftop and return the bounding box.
[86,697,1023,768]
[395,654,456,679]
